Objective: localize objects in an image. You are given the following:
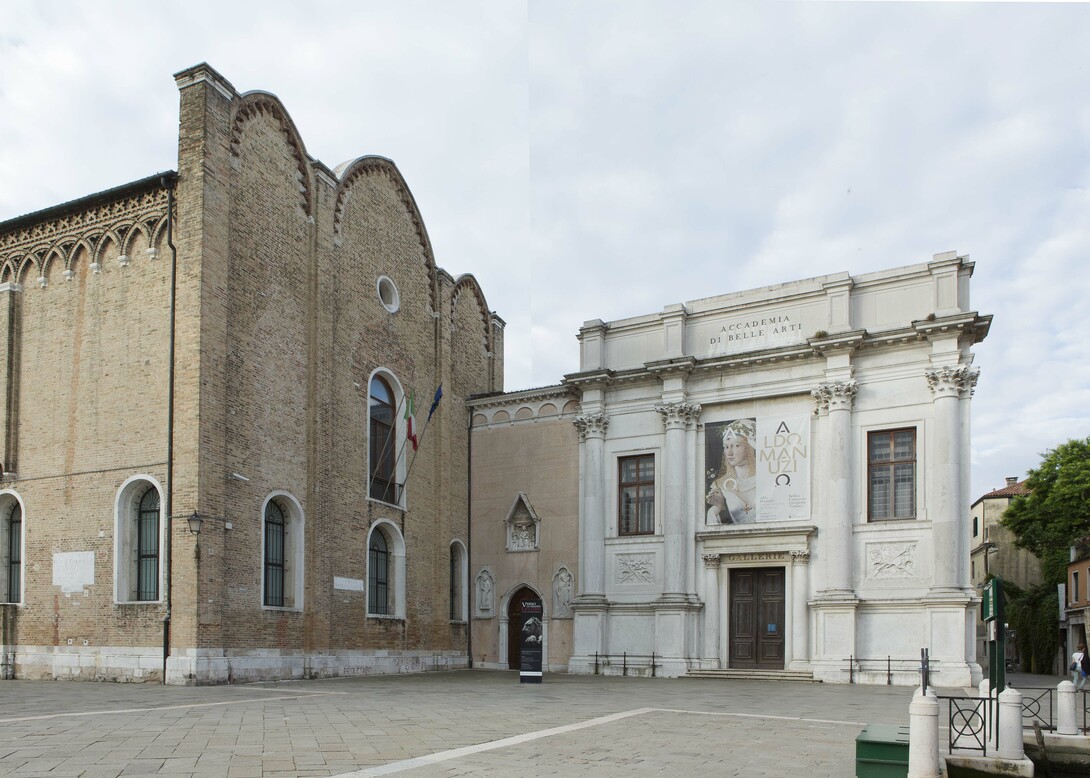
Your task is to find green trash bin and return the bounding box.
[855,724,910,777]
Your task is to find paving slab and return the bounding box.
[0,669,1026,777]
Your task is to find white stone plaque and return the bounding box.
[52,551,94,593]
[334,576,364,592]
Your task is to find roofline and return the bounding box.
[0,171,178,236]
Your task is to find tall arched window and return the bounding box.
[115,476,164,604]
[264,501,286,607]
[369,529,390,615]
[136,488,160,601]
[449,540,467,622]
[369,375,397,503]
[1,500,21,604]
[260,492,305,610]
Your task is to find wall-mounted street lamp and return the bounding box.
[187,512,203,535]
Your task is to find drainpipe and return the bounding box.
[161,173,178,684]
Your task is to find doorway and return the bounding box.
[506,586,543,669]
[729,567,785,669]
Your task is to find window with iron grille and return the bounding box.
[369,375,397,504]
[618,454,655,536]
[868,428,916,520]
[136,489,160,601]
[369,529,390,615]
[264,501,286,607]
[3,502,20,603]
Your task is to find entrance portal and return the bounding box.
[506,587,542,669]
[729,567,785,669]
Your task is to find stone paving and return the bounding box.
[0,669,1055,777]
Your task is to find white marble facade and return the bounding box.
[563,252,990,686]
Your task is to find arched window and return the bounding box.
[261,492,304,610]
[1,498,22,604]
[136,489,160,601]
[449,540,467,622]
[367,520,406,619]
[369,375,397,504]
[369,529,390,615]
[114,476,164,604]
[264,501,286,607]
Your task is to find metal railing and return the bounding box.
[935,694,993,756]
[1006,684,1090,734]
[592,651,661,677]
[845,654,925,685]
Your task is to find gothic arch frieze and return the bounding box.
[450,274,492,355]
[332,157,438,311]
[230,91,313,217]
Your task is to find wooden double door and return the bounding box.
[729,567,785,669]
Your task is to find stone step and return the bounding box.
[686,668,821,683]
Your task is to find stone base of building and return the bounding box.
[11,645,468,685]
[472,660,571,672]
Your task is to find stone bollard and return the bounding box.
[996,687,1025,761]
[1057,680,1078,736]
[908,686,941,778]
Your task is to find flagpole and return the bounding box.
[406,385,443,481]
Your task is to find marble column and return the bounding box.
[791,550,811,664]
[574,413,609,600]
[655,402,701,599]
[702,554,721,665]
[925,366,978,592]
[811,381,857,596]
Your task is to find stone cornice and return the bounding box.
[563,369,614,389]
[466,384,575,410]
[913,312,991,344]
[692,344,815,375]
[806,329,866,354]
[697,523,817,543]
[645,356,697,378]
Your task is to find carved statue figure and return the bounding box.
[553,567,573,617]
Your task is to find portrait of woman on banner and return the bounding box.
[706,418,759,524]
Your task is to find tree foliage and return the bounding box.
[1002,577,1058,673]
[1001,436,1090,585]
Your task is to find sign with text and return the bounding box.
[705,414,810,524]
[704,308,814,358]
[518,598,543,684]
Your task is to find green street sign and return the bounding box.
[982,578,998,622]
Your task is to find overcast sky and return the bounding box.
[1,1,1088,500]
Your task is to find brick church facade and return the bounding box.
[0,63,501,683]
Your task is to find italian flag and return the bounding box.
[404,392,418,451]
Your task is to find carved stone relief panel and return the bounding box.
[866,542,918,579]
[504,492,540,553]
[616,554,655,585]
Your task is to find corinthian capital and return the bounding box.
[811,380,858,413]
[655,402,701,430]
[573,413,609,441]
[925,365,979,399]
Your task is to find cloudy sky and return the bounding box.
[1,1,1087,499]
